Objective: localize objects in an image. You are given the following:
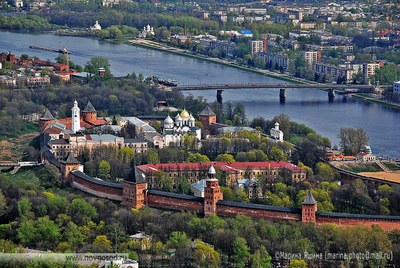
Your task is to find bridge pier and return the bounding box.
[217,89,224,104]
[328,89,335,102]
[279,88,286,103]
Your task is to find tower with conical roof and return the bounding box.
[122,166,148,209]
[71,100,80,133]
[39,108,56,132]
[82,100,97,124]
[61,153,81,180]
[301,190,317,223]
[204,165,223,216]
[199,105,216,136]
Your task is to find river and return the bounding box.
[0,31,399,158]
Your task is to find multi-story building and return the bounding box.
[313,62,356,83]
[251,40,267,55]
[199,39,236,57]
[26,76,50,88]
[393,81,400,100]
[137,161,307,188]
[363,63,382,84]
[264,53,290,71]
[163,109,201,146]
[300,51,320,66]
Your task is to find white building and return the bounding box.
[91,21,102,31]
[265,53,290,71]
[270,122,284,142]
[139,25,155,39]
[363,63,381,84]
[300,51,319,66]
[163,109,201,146]
[71,100,81,133]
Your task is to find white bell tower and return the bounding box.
[71,100,80,133]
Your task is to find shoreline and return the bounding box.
[127,39,400,110]
[127,39,310,84]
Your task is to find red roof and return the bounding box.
[43,126,63,134]
[137,161,305,174]
[58,118,98,130]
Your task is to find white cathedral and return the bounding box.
[163,109,201,146]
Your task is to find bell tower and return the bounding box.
[71,100,80,133]
[204,165,223,216]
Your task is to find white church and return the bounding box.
[163,109,201,146]
[270,122,284,142]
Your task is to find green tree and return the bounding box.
[145,148,160,164]
[70,199,98,225]
[269,146,286,161]
[0,191,7,217]
[315,162,335,181]
[215,153,235,162]
[250,245,272,268]
[187,152,210,163]
[92,235,113,252]
[98,160,111,180]
[289,259,307,268]
[84,56,112,78]
[17,219,37,247]
[233,237,250,268]
[338,128,368,156]
[193,240,221,268]
[36,216,61,249]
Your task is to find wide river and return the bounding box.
[1,31,399,158]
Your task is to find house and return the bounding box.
[357,152,376,162]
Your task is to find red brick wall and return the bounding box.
[217,204,301,221]
[147,193,204,213]
[317,216,400,231]
[70,173,123,201]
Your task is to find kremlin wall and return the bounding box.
[41,144,400,231]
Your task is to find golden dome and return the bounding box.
[180,109,190,119]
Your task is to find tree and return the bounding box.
[338,128,368,156]
[37,164,61,188]
[167,231,192,267]
[187,152,210,163]
[289,259,307,268]
[0,191,7,217]
[233,237,250,268]
[315,162,335,181]
[193,240,221,268]
[215,153,235,162]
[84,56,112,78]
[36,216,61,249]
[70,199,98,225]
[250,245,272,268]
[98,160,111,180]
[92,235,113,252]
[145,149,160,164]
[269,147,286,161]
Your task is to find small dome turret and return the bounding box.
[164,115,174,124]
[180,109,190,119]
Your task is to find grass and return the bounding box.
[341,163,383,173]
[383,162,400,171]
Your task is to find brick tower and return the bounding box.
[302,190,317,223]
[199,106,216,136]
[39,108,55,132]
[204,165,223,216]
[122,167,148,209]
[61,153,81,181]
[81,101,97,124]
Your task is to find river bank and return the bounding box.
[128,39,400,110]
[127,39,311,84]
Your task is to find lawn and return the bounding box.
[341,163,383,173]
[383,162,400,171]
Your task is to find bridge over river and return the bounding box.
[171,83,386,103]
[172,83,382,91]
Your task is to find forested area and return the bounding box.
[0,169,399,267]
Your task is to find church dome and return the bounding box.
[208,165,216,175]
[164,115,174,124]
[180,109,190,119]
[189,114,195,122]
[175,114,182,121]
